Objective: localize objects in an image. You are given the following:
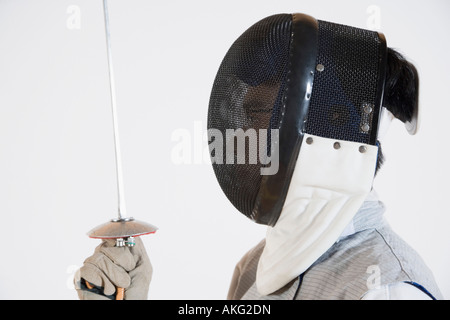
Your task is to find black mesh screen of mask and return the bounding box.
[304,20,384,145]
[207,14,292,218]
[207,14,386,223]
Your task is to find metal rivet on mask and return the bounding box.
[316,64,324,72]
[363,104,373,114]
[306,137,313,144]
[359,146,367,153]
[361,124,370,132]
[333,142,341,150]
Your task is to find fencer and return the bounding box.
[75,13,442,300]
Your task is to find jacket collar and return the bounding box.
[338,189,386,241]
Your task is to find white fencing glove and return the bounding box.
[74,237,152,300]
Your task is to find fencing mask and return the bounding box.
[207,13,418,295]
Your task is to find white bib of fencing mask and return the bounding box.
[256,133,379,295]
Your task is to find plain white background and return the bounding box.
[0,0,448,300]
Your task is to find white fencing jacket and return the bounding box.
[228,192,443,300]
